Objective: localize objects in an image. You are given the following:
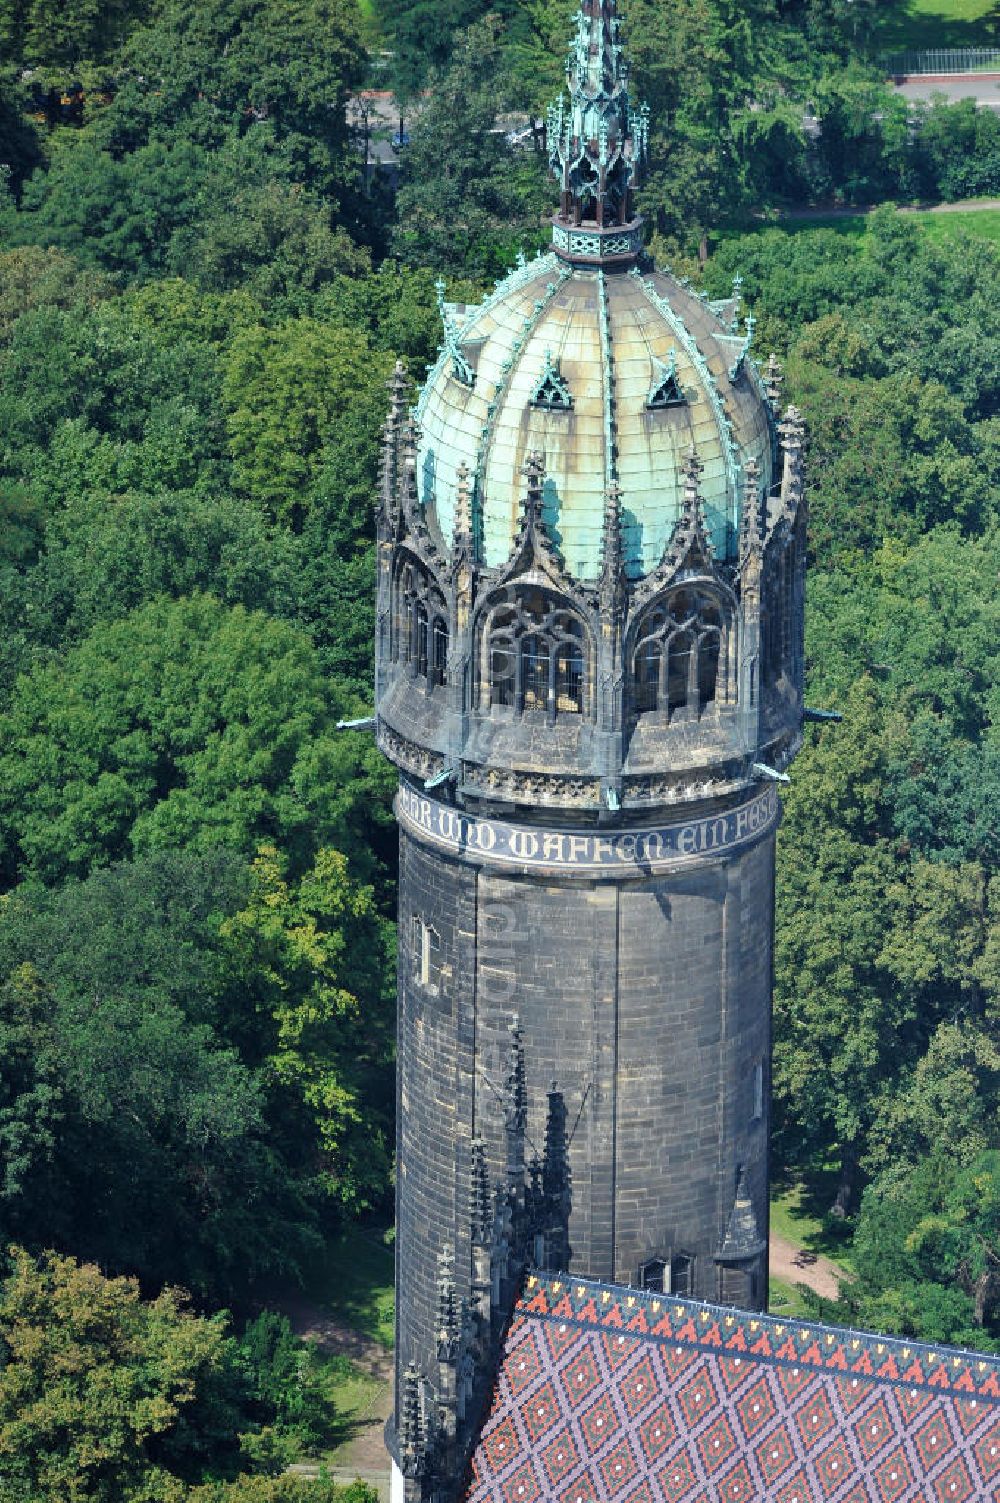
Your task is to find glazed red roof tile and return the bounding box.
[462,1273,1000,1503]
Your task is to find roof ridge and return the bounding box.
[518,1270,1000,1389]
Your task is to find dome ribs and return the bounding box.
[472,267,572,515]
[598,270,618,491]
[631,267,741,549]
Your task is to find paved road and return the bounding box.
[894,72,1000,108]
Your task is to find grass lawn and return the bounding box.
[718,202,1000,250]
[875,0,999,52]
[768,1275,811,1319]
[770,1181,855,1272]
[912,205,1000,238]
[321,1354,387,1457]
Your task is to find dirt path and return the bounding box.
[770,1232,846,1301]
[280,1293,393,1491]
[774,196,1000,221]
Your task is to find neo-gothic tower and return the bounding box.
[375,2,806,1496]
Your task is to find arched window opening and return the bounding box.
[411,915,441,992]
[392,555,447,690]
[671,1253,693,1297]
[556,642,584,713]
[490,642,516,707]
[631,589,728,721]
[667,632,693,717]
[482,588,588,719]
[521,635,550,711]
[698,631,720,710]
[414,603,429,679]
[635,641,659,713]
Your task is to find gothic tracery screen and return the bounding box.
[631,588,726,721]
[393,555,448,688]
[480,588,588,718]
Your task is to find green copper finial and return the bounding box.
[548,0,647,265]
[435,277,475,388]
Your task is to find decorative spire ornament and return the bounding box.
[599,478,627,617]
[664,444,714,574]
[548,0,648,262]
[451,460,475,571]
[739,455,765,564]
[764,352,784,409]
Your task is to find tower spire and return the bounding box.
[548,0,648,265]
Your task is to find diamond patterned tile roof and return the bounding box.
[463,1273,1000,1503]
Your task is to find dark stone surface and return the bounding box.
[393,806,775,1426]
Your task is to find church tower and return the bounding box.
[375,1,806,1495]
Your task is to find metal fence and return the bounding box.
[882,48,1000,77]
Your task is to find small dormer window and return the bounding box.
[647,351,685,409]
[530,349,573,411]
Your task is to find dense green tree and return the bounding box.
[0,0,150,68]
[0,594,389,888]
[818,1152,1000,1345]
[393,18,548,276]
[221,319,391,526]
[221,845,394,1210]
[0,1248,372,1501]
[0,1247,232,1500]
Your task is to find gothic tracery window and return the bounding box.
[393,556,448,690]
[631,588,726,721]
[480,588,588,719]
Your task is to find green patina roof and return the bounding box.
[415,254,773,581]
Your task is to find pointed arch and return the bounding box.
[391,549,449,690]
[474,583,593,721]
[627,582,734,722]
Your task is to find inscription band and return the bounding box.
[396,783,779,876]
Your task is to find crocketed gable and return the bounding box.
[463,1272,1000,1503]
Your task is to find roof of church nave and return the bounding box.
[464,1272,1000,1503]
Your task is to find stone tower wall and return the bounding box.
[394,782,777,1414]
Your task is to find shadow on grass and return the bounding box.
[314,1223,396,1351]
[770,1167,856,1268]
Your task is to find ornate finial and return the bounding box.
[379,360,410,518]
[664,444,714,572]
[400,1363,425,1475]
[682,444,705,506]
[502,1017,527,1138]
[541,1083,571,1272]
[778,404,804,455]
[778,405,805,515]
[548,0,647,263]
[728,312,756,381]
[452,460,475,567]
[436,1245,459,1350]
[599,479,627,615]
[739,456,765,563]
[469,1136,491,1247]
[542,1083,570,1210]
[520,451,546,536]
[764,352,784,409]
[401,414,422,516]
[435,278,475,388]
